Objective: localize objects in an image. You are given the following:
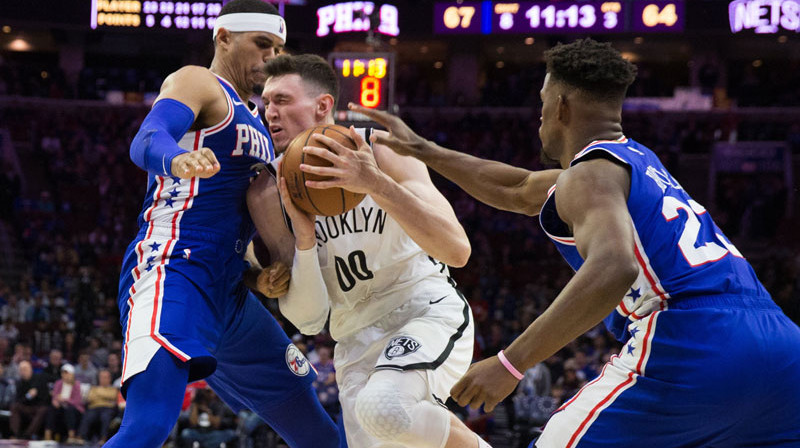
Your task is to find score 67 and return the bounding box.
[442,5,477,29]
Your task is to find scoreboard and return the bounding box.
[328,52,395,117]
[90,0,222,30]
[434,0,684,34]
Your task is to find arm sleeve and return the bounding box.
[278,246,330,335]
[130,98,196,176]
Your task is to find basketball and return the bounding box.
[281,124,366,216]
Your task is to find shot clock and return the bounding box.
[328,52,395,119]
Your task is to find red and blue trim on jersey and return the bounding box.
[120,74,276,384]
[539,137,770,341]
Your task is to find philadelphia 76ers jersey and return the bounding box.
[539,136,771,341]
[136,75,274,244]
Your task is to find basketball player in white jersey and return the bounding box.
[247,54,491,448]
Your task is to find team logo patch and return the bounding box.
[285,344,310,376]
[384,336,421,360]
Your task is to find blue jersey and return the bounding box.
[136,75,274,245]
[540,136,770,340]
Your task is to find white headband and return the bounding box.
[213,13,287,45]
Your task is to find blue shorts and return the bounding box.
[117,225,315,408]
[536,296,800,447]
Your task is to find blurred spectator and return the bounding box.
[77,369,118,444]
[311,344,340,421]
[6,343,32,382]
[9,360,49,439]
[0,317,20,344]
[44,363,84,443]
[180,388,237,448]
[512,363,552,425]
[41,349,64,386]
[0,362,16,437]
[106,352,122,382]
[0,363,16,410]
[74,350,98,386]
[554,359,587,400]
[88,337,109,368]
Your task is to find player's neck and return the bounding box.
[209,59,250,103]
[562,123,625,168]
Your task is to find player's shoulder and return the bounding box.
[162,66,218,88]
[558,156,630,199]
[157,66,225,113]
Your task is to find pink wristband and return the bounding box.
[497,350,524,380]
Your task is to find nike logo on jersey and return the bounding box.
[429,295,448,304]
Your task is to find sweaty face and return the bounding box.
[262,74,324,153]
[538,73,561,166]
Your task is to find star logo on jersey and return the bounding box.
[629,327,640,339]
[384,336,421,360]
[285,344,310,377]
[626,287,641,302]
[149,242,161,252]
[626,343,636,355]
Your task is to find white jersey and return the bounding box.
[314,193,453,340]
[297,127,451,340]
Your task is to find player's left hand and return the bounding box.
[451,355,520,412]
[300,126,386,195]
[256,261,290,298]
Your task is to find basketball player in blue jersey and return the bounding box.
[247,54,493,448]
[352,39,800,447]
[108,1,339,447]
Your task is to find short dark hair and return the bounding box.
[544,38,637,102]
[265,54,339,110]
[219,0,278,16]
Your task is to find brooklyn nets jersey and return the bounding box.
[312,128,453,340]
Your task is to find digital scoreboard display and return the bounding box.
[90,0,222,30]
[492,1,625,33]
[434,0,685,34]
[328,52,395,116]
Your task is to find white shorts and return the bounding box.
[334,285,474,448]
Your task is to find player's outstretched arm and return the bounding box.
[130,66,222,179]
[301,127,470,267]
[451,158,639,411]
[349,103,562,216]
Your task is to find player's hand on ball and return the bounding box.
[277,160,317,250]
[451,355,520,413]
[347,103,428,159]
[256,261,290,298]
[171,148,220,179]
[301,126,384,195]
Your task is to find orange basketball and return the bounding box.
[281,124,366,216]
